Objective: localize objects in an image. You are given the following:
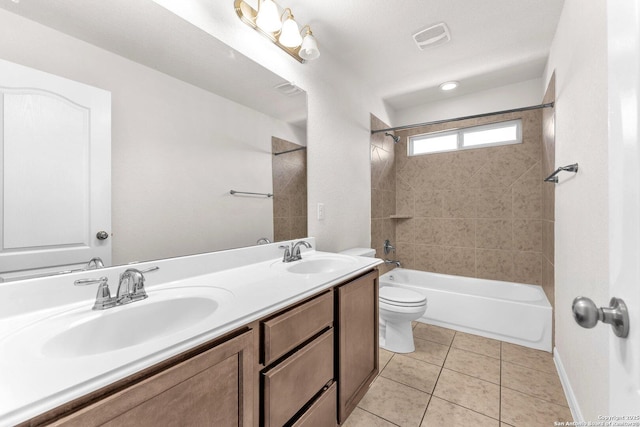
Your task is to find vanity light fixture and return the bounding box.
[439,81,459,91]
[234,0,320,63]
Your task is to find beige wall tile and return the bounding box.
[395,243,415,268]
[290,216,307,239]
[413,245,444,272]
[415,188,444,218]
[512,251,542,286]
[442,188,476,218]
[441,247,476,277]
[396,178,415,216]
[439,219,476,247]
[396,219,416,243]
[382,190,396,218]
[477,187,512,218]
[512,163,542,219]
[371,188,383,219]
[542,220,554,263]
[477,219,512,250]
[415,218,442,245]
[476,249,514,281]
[513,219,542,252]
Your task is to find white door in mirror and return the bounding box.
[0,59,111,278]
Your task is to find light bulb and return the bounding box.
[256,0,281,33]
[439,81,459,91]
[299,31,320,60]
[279,16,302,48]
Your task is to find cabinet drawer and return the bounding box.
[263,329,334,427]
[291,382,338,427]
[262,291,333,365]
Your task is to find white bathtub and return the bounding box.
[379,269,552,352]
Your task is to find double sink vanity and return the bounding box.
[0,238,382,426]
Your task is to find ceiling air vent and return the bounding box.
[413,23,450,50]
[274,82,304,96]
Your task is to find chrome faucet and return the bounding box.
[86,257,105,269]
[384,259,402,268]
[281,240,312,262]
[256,237,272,245]
[74,266,159,310]
[116,267,159,305]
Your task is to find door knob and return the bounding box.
[572,296,629,338]
[96,231,109,240]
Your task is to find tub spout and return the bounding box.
[384,259,401,268]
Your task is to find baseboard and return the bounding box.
[553,346,584,422]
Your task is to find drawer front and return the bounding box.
[263,329,334,427]
[291,382,338,427]
[262,291,333,365]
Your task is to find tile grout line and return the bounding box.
[417,330,455,426]
[354,406,402,427]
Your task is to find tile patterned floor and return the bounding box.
[344,323,572,427]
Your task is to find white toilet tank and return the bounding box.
[339,248,376,257]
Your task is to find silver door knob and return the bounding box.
[572,296,629,338]
[96,231,109,240]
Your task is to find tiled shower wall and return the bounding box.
[272,137,307,242]
[541,75,556,308]
[391,109,545,286]
[371,114,396,275]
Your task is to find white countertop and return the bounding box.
[0,240,382,426]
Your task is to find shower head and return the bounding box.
[385,132,400,143]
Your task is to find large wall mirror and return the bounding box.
[0,0,307,281]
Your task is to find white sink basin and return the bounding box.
[2,286,233,359]
[273,254,359,275]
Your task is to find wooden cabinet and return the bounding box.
[32,268,379,427]
[336,270,379,423]
[51,330,254,427]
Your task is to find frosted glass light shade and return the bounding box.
[256,0,281,33]
[299,32,320,60]
[279,17,302,47]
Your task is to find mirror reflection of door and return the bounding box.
[0,59,111,280]
[271,137,307,241]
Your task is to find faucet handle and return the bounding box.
[74,277,116,310]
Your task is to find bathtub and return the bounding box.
[379,269,552,352]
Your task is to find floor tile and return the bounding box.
[405,337,450,366]
[358,376,430,426]
[379,348,394,370]
[413,323,455,346]
[421,397,499,427]
[444,347,501,384]
[433,368,500,419]
[501,342,556,374]
[501,361,568,405]
[343,407,398,427]
[501,387,572,426]
[451,331,501,359]
[381,354,441,393]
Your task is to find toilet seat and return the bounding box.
[379,287,426,307]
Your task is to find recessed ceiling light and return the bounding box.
[439,81,459,91]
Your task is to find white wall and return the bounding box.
[543,0,610,420]
[394,78,543,125]
[152,0,394,252]
[0,9,305,264]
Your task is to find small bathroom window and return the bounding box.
[408,119,522,156]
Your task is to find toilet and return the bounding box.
[340,248,427,354]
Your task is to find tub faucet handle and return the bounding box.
[383,239,396,255]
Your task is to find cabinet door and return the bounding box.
[336,270,379,423]
[53,330,254,427]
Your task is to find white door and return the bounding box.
[608,0,640,414]
[0,59,111,278]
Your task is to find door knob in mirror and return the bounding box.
[96,231,109,240]
[572,296,629,338]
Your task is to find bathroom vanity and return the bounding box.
[0,239,381,426]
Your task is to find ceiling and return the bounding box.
[292,0,565,110]
[0,0,565,117]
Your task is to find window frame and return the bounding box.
[408,118,523,156]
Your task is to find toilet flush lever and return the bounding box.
[572,296,629,338]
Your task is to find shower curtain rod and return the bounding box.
[371,102,554,134]
[273,146,307,156]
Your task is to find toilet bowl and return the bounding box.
[339,248,427,354]
[379,286,427,353]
